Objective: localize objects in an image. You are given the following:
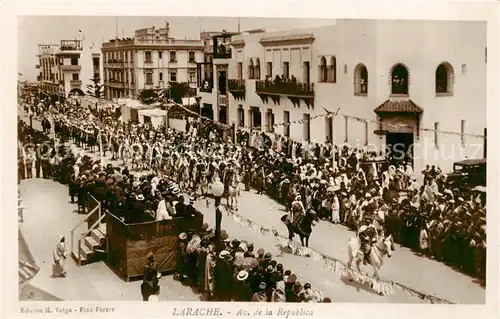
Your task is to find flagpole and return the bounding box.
[324,107,341,169]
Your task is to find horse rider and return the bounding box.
[289,195,306,227]
[357,208,378,265]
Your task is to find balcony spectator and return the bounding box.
[290,75,297,83]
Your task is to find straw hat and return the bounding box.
[237,270,249,281]
[136,194,145,201]
[179,232,187,240]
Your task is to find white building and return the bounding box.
[198,20,487,174]
[101,23,204,99]
[37,40,103,99]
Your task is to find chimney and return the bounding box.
[165,21,170,38]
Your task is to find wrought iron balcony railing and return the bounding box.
[228,79,245,91]
[255,80,314,97]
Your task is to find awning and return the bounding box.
[374,99,423,114]
[138,108,167,118]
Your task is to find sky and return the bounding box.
[18,16,336,81]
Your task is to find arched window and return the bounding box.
[329,57,337,83]
[255,58,261,80]
[248,59,254,79]
[391,64,409,95]
[354,63,368,95]
[436,62,453,95]
[319,57,327,82]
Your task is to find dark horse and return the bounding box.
[281,210,319,247]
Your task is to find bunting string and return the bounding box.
[221,206,454,304]
[169,102,485,139]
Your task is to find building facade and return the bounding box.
[101,24,204,100]
[37,40,103,100]
[198,20,487,174]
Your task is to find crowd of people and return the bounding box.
[174,225,330,302]
[18,97,487,292]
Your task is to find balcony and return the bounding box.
[255,80,315,109]
[60,65,81,72]
[70,80,82,87]
[227,79,246,101]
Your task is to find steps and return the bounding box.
[19,261,40,284]
[73,224,107,265]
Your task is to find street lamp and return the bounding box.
[211,177,224,249]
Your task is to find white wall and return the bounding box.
[203,20,486,173]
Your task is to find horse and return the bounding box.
[346,234,394,286]
[227,172,240,210]
[281,210,319,248]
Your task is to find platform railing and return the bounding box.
[70,195,102,265]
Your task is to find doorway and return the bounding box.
[303,61,310,83]
[219,105,227,124]
[386,133,414,166]
[201,103,213,120]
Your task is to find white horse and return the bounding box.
[227,172,240,210]
[347,234,394,289]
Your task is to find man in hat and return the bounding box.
[358,217,378,265]
[214,250,233,301]
[234,270,253,301]
[186,196,202,219]
[142,252,160,301]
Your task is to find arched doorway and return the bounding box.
[69,88,85,96]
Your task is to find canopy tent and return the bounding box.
[138,108,168,128]
[119,99,156,123]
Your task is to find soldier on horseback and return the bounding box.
[358,206,378,265]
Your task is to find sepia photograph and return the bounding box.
[4,1,499,318]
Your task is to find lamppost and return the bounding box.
[211,177,225,249]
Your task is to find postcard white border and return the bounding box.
[2,1,499,318]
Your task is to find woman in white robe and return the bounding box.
[156,197,172,221]
[331,194,340,224]
[52,235,68,277]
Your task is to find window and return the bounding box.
[237,105,244,127]
[303,113,311,142]
[158,51,162,59]
[435,62,454,95]
[146,72,153,84]
[248,59,254,79]
[354,63,368,95]
[329,57,337,83]
[266,62,272,77]
[170,51,177,62]
[159,72,163,81]
[237,62,243,80]
[170,71,177,82]
[283,62,290,79]
[255,58,261,80]
[319,57,327,82]
[266,109,275,133]
[145,51,152,63]
[391,63,409,95]
[189,51,195,62]
[434,122,439,148]
[252,107,261,128]
[70,57,78,66]
[284,111,290,137]
[461,120,466,146]
[72,73,79,81]
[189,71,196,83]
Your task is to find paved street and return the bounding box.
[18,113,484,303]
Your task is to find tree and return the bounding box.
[86,76,103,99]
[138,89,158,105]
